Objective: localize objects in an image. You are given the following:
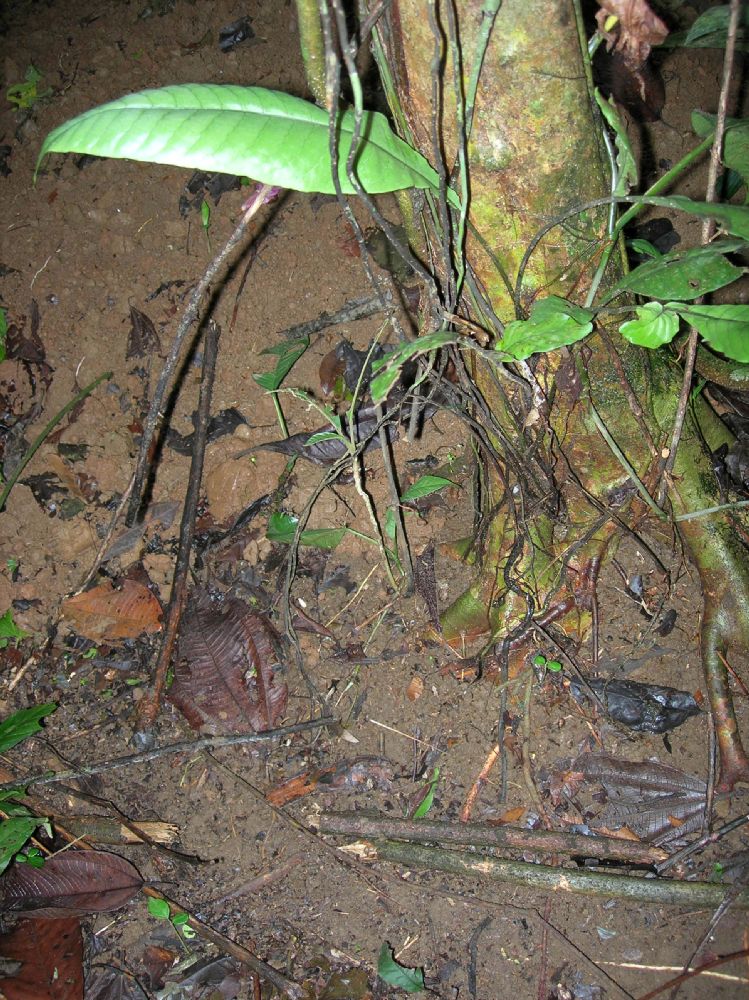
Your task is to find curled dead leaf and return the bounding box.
[406,676,424,702]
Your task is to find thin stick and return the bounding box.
[133,320,221,740]
[656,0,741,505]
[0,370,112,512]
[0,717,335,791]
[635,949,749,1000]
[461,744,500,822]
[126,185,274,525]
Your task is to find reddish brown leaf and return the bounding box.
[169,592,287,733]
[0,917,83,1000]
[595,0,668,66]
[0,851,142,917]
[62,580,162,641]
[266,756,393,806]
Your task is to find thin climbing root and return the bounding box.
[702,612,749,792]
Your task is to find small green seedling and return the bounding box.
[200,198,211,249]
[14,845,45,869]
[532,653,562,673]
[7,65,51,110]
[147,896,197,942]
[412,766,439,820]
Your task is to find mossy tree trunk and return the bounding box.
[300,1,749,788]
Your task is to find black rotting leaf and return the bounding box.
[126,306,162,359]
[414,542,440,631]
[165,406,248,455]
[170,590,287,733]
[318,339,388,397]
[218,16,255,52]
[255,402,398,465]
[568,676,700,733]
[179,170,242,216]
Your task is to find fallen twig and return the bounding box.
[349,839,749,909]
[134,319,220,742]
[635,948,749,1000]
[0,717,335,791]
[319,812,667,865]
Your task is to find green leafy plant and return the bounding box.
[200,198,211,249]
[253,336,310,437]
[0,704,57,874]
[377,942,425,993]
[147,896,197,942]
[532,653,562,674]
[0,609,29,649]
[7,65,51,110]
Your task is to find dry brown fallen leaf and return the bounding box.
[595,0,668,66]
[62,579,162,641]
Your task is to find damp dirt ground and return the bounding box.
[1,2,748,998]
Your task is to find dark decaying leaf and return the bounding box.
[85,966,149,1000]
[266,756,394,806]
[170,591,287,733]
[256,403,398,465]
[575,752,706,844]
[568,676,701,733]
[218,16,255,52]
[413,542,440,631]
[165,406,247,455]
[0,851,143,917]
[178,170,243,216]
[318,340,387,397]
[126,306,162,360]
[0,917,83,1000]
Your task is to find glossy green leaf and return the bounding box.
[0,817,45,875]
[400,475,455,502]
[692,112,749,202]
[673,303,749,362]
[0,704,56,754]
[607,242,746,301]
[640,196,749,240]
[370,329,456,402]
[497,296,593,360]
[377,943,425,993]
[679,6,749,48]
[253,336,309,392]
[147,897,171,920]
[619,302,680,348]
[38,85,459,206]
[595,90,637,194]
[627,238,661,260]
[266,511,346,550]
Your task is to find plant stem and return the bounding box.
[126,185,274,526]
[0,370,112,513]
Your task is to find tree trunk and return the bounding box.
[327,1,749,788]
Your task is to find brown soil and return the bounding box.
[1,2,748,998]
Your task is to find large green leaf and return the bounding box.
[497,296,593,360]
[639,196,749,240]
[692,112,749,202]
[673,303,749,362]
[37,85,459,206]
[606,242,746,302]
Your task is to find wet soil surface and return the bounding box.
[1,2,748,998]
